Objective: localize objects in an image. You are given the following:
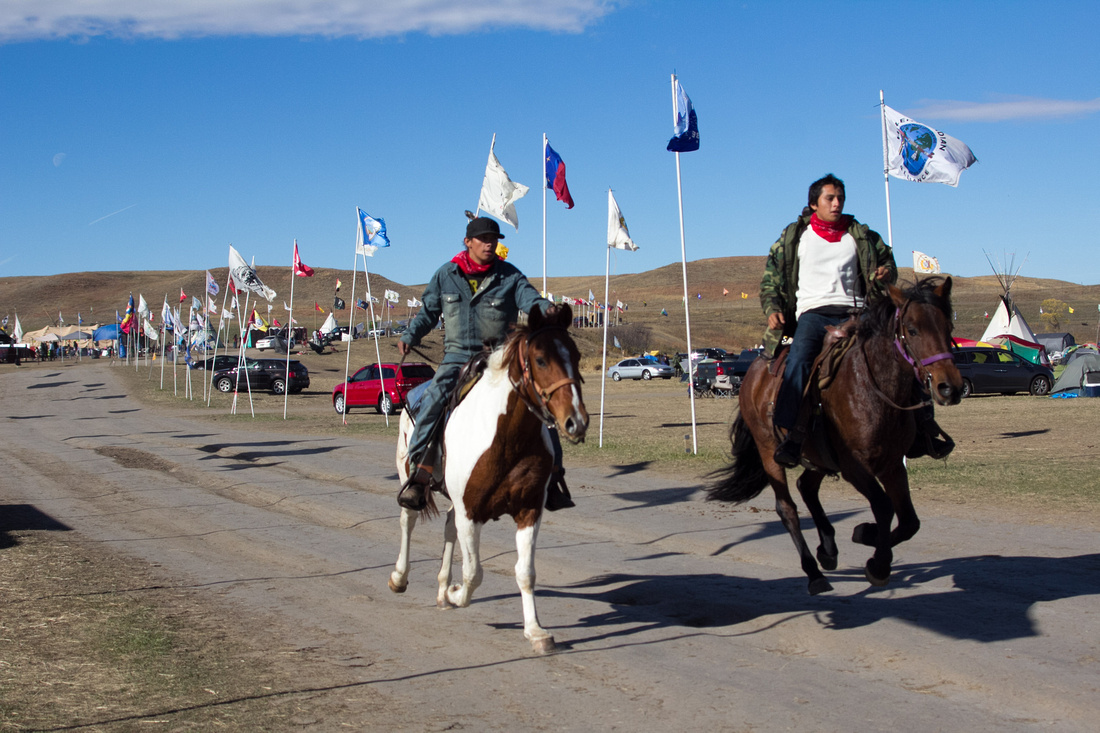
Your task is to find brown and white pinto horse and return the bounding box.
[708,278,963,594]
[389,305,587,654]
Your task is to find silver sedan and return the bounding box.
[607,358,676,381]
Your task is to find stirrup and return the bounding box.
[397,469,431,511]
[545,469,575,512]
[773,432,804,469]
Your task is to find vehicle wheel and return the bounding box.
[961,378,973,398]
[377,393,395,415]
[272,378,286,395]
[1030,375,1052,396]
[334,394,347,414]
[642,370,651,380]
[612,372,621,382]
[216,377,234,393]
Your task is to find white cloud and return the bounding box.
[904,96,1100,123]
[0,0,613,42]
[52,152,66,167]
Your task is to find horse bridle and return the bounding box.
[893,301,954,388]
[512,326,579,427]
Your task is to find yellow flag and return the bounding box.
[1068,306,1074,313]
[741,292,748,299]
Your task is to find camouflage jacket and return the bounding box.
[759,212,896,356]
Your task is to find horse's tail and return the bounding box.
[705,412,769,504]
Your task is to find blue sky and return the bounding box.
[2,0,1099,290]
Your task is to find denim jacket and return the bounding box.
[401,259,550,364]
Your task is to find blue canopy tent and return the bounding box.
[91,324,125,356]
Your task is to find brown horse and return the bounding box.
[389,305,588,653]
[707,278,963,594]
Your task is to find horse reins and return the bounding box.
[512,326,579,427]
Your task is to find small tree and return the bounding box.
[1040,298,1068,330]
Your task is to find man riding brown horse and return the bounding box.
[760,174,953,467]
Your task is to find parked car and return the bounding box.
[953,346,1053,397]
[607,357,676,381]
[212,358,310,395]
[191,354,238,371]
[333,362,435,415]
[255,334,289,351]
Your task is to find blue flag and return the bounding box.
[667,76,700,153]
[356,207,390,255]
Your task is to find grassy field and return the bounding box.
[100,340,1100,528]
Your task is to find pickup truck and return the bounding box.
[686,349,763,395]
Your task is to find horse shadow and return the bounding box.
[524,552,1100,646]
[0,504,73,550]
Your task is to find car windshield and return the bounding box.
[402,365,435,379]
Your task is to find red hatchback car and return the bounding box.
[332,362,435,415]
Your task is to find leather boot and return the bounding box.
[773,428,806,469]
[907,417,955,460]
[397,465,433,510]
[545,468,575,511]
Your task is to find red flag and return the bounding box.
[228,278,237,295]
[315,302,324,313]
[292,240,314,277]
[179,288,187,303]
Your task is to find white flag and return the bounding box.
[477,140,529,230]
[608,190,638,251]
[207,296,218,313]
[228,245,277,302]
[14,315,23,342]
[912,250,941,274]
[883,104,977,187]
[222,308,233,320]
[384,289,400,303]
[137,294,151,319]
[143,319,158,342]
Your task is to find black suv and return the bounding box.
[212,358,310,395]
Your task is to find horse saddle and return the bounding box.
[813,317,859,391]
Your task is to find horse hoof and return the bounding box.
[864,561,890,587]
[530,636,557,655]
[817,548,838,572]
[852,522,878,547]
[387,576,407,594]
[437,598,455,610]
[808,577,833,595]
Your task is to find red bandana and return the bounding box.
[809,212,853,243]
[452,250,495,275]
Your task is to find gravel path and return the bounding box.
[2,364,1098,731]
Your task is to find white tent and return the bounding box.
[979,296,1047,364]
[319,312,339,335]
[980,297,1039,344]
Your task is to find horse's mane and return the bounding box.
[858,277,952,340]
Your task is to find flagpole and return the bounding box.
[208,272,233,407]
[368,261,388,428]
[342,245,360,426]
[542,132,548,294]
[284,240,296,420]
[599,231,612,447]
[672,74,698,455]
[880,89,895,249]
[160,296,167,389]
[474,133,495,218]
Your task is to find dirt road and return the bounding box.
[2,364,1098,731]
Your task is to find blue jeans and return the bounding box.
[774,310,849,431]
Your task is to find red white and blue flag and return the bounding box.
[544,140,574,209]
